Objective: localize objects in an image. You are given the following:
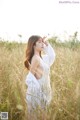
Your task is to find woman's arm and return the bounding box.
[42,39,56,66]
[30,55,43,79]
[30,56,39,75]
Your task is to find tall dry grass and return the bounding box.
[0,41,80,120]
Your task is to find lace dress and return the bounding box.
[25,43,56,112]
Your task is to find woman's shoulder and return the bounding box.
[31,55,40,64]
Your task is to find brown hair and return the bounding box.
[24,35,42,70]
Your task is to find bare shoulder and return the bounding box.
[31,55,40,65]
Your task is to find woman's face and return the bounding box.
[35,38,45,51]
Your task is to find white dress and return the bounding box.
[25,43,56,112]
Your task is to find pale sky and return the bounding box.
[0,0,80,42]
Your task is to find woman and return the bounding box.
[24,35,56,113]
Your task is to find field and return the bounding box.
[0,36,80,120]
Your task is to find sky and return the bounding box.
[0,0,80,42]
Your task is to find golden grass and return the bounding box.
[0,41,80,120]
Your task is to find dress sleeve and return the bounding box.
[42,43,56,66]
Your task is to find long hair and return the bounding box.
[24,35,42,70]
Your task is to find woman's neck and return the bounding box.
[34,50,40,56]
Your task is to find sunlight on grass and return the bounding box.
[0,38,80,120]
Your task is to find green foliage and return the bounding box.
[48,32,80,49]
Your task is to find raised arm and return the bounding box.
[42,40,56,66]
